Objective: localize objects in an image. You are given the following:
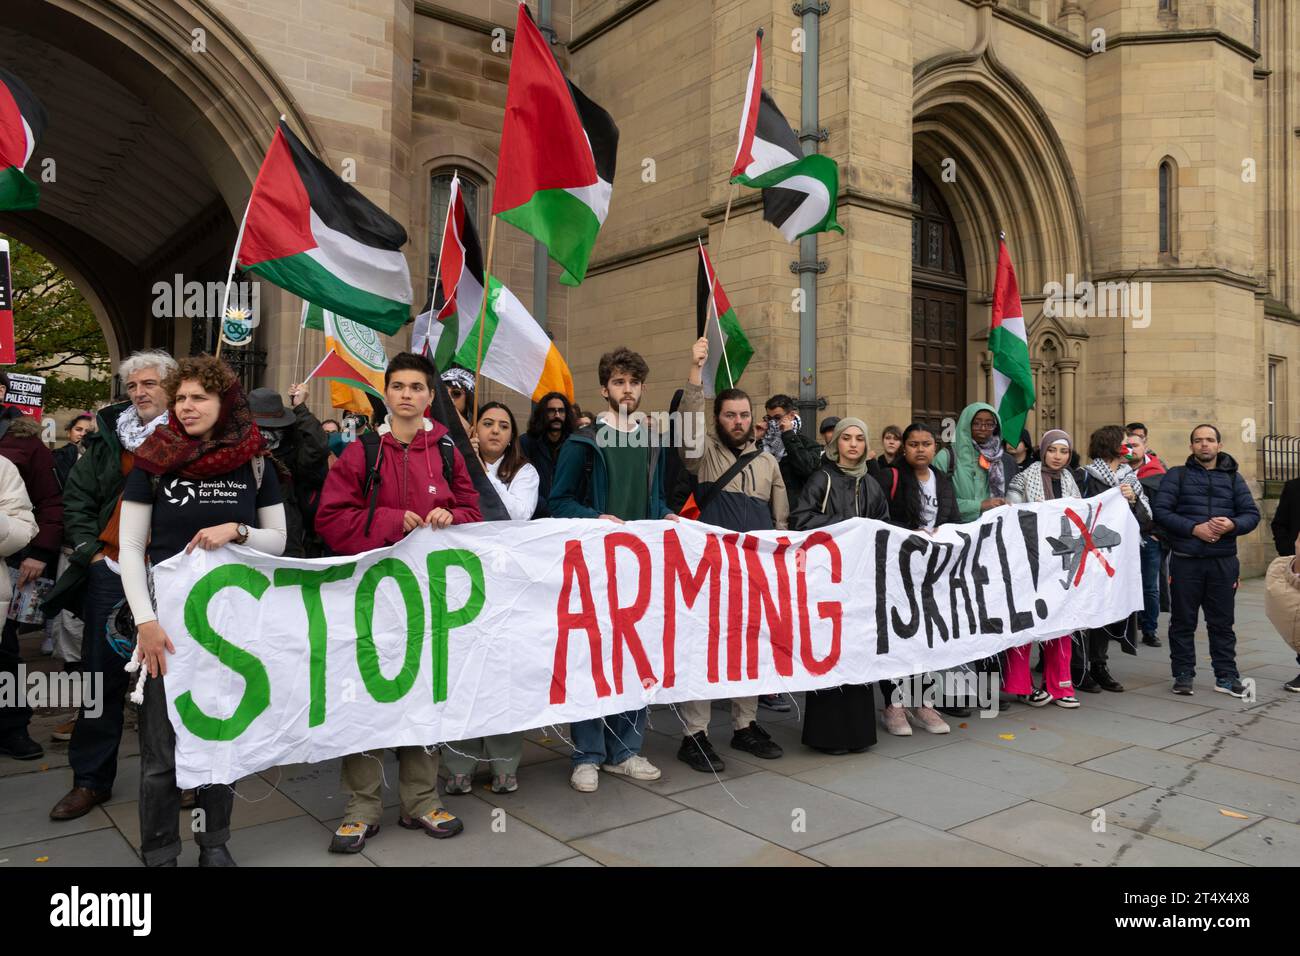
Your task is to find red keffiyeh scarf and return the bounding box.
[133,381,266,479]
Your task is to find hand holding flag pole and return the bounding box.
[698,238,735,389]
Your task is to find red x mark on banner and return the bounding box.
[1063,503,1116,588]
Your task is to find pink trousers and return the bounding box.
[1003,636,1074,698]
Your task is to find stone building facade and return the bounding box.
[0,0,1294,572]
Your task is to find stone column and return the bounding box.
[1057,359,1078,441]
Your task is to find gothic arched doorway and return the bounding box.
[910,164,967,431]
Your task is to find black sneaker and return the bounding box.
[0,728,43,760]
[1214,678,1249,699]
[1141,632,1162,648]
[730,722,783,760]
[678,731,724,773]
[1077,674,1102,693]
[1172,677,1194,696]
[1286,673,1300,693]
[758,693,792,713]
[937,706,972,718]
[1091,666,1125,693]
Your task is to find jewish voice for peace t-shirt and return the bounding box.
[122,460,282,565]
[918,468,939,530]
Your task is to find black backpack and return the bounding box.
[359,430,456,536]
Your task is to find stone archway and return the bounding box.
[0,0,319,383]
[913,27,1091,412]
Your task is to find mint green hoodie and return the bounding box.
[932,402,1002,523]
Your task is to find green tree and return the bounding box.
[5,237,110,411]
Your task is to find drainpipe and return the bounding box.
[533,0,553,333]
[794,2,828,438]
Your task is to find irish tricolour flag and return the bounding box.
[730,30,842,243]
[990,238,1035,442]
[452,276,573,403]
[493,3,617,286]
[238,121,413,335]
[0,69,46,212]
[696,241,753,399]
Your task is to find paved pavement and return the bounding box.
[2,578,1297,867]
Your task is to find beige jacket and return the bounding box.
[679,381,788,530]
[1264,555,1300,654]
[0,455,38,606]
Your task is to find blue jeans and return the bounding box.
[1139,536,1162,636]
[569,708,646,767]
[68,561,130,791]
[1168,554,1239,682]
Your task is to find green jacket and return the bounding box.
[932,401,1002,523]
[42,402,132,617]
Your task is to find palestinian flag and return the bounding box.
[493,3,617,286]
[452,275,573,403]
[425,173,484,369]
[696,241,753,399]
[238,121,413,335]
[304,304,388,412]
[0,69,47,212]
[729,30,842,243]
[990,238,1035,443]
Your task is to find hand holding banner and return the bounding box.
[153,490,1142,787]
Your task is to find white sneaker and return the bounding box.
[602,754,661,781]
[880,705,912,736]
[1054,695,1081,709]
[570,763,599,792]
[906,706,951,734]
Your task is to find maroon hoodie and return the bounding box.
[0,410,62,562]
[316,416,481,555]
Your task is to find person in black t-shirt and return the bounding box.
[119,356,286,867]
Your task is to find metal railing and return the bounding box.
[1260,435,1300,483]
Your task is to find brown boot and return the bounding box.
[50,786,111,821]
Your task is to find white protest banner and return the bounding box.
[153,488,1142,787]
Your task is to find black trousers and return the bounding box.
[67,561,131,791]
[138,669,234,866]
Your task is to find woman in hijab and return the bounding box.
[1005,429,1083,708]
[791,418,889,754]
[932,403,1008,522]
[119,355,287,866]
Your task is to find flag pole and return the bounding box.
[472,215,499,425]
[292,303,306,391]
[719,183,737,251]
[217,117,283,360]
[214,196,253,360]
[699,239,735,389]
[424,173,457,359]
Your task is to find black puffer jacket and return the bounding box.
[776,427,824,503]
[1153,452,1260,558]
[791,459,889,530]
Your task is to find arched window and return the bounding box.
[1158,158,1178,258]
[428,171,481,302]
